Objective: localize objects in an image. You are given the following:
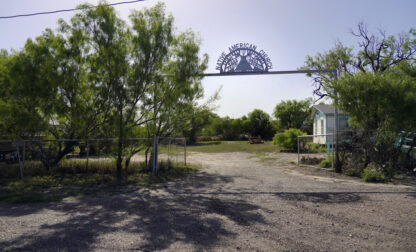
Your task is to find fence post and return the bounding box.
[156,136,159,173]
[86,140,89,171]
[22,141,25,175]
[168,138,171,162]
[297,137,300,166]
[184,138,187,166]
[152,135,159,174]
[176,140,178,163]
[331,143,334,170]
[16,145,23,179]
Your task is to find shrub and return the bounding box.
[303,142,326,153]
[273,128,306,152]
[361,165,386,182]
[197,136,213,141]
[300,156,324,165]
[320,158,332,168]
[0,161,47,179]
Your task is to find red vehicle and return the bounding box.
[248,136,264,144]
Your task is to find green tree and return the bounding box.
[303,22,416,100]
[0,2,209,176]
[66,2,208,175]
[334,64,416,177]
[273,128,306,152]
[0,26,98,169]
[247,109,275,139]
[181,109,217,143]
[59,2,134,177]
[334,66,416,132]
[303,23,416,175]
[273,98,313,134]
[211,117,235,140]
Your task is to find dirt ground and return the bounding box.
[0,152,415,251]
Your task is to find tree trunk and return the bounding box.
[116,103,123,179]
[149,149,155,172]
[39,141,75,171]
[406,136,416,170]
[52,142,75,167]
[145,147,149,171]
[125,156,131,171]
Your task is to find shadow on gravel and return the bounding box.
[173,191,416,204]
[276,192,362,204]
[407,192,416,199]
[276,191,416,204]
[0,172,266,251]
[0,203,51,217]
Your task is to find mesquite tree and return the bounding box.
[303,22,416,99]
[303,23,416,175]
[0,2,209,177]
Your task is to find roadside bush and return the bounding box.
[0,161,47,179]
[273,128,306,152]
[337,129,406,179]
[361,164,387,182]
[0,159,148,179]
[320,158,332,168]
[304,142,326,153]
[300,156,324,165]
[197,136,213,141]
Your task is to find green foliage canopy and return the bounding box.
[247,109,275,139]
[273,98,313,134]
[333,64,416,132]
[0,2,210,175]
[273,128,306,152]
[303,23,416,100]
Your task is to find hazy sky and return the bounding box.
[1,0,415,118]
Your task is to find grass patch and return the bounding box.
[259,157,279,162]
[249,153,279,162]
[320,158,332,168]
[187,141,279,154]
[361,166,386,183]
[0,161,199,204]
[300,156,325,165]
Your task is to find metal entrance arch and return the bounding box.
[152,43,340,173]
[201,69,340,171]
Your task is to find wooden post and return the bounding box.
[184,138,187,166]
[297,137,300,166]
[16,145,23,179]
[22,141,25,175]
[86,140,89,171]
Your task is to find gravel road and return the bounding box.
[1,152,415,251]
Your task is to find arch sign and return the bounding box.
[216,43,273,73]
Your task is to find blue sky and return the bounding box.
[1,0,415,118]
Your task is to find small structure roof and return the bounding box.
[313,104,346,115]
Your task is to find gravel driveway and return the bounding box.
[0,152,415,251]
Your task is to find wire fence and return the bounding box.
[0,137,186,179]
[297,130,416,172]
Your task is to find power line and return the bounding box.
[0,0,145,19]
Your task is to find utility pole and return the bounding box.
[333,70,340,172]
